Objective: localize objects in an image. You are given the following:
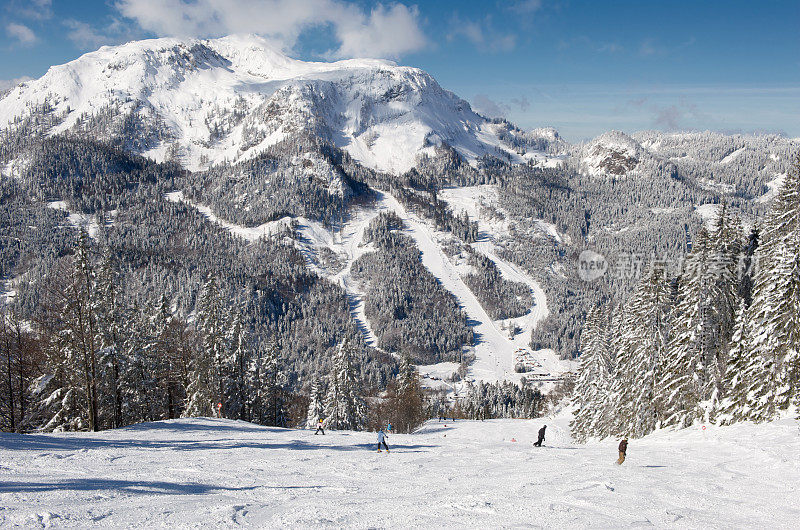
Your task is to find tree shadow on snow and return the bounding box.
[119,418,282,434]
[0,434,438,453]
[413,424,455,435]
[0,478,259,495]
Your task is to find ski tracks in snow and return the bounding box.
[3,416,799,528]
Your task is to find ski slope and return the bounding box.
[163,186,570,382]
[292,188,536,381]
[439,186,572,380]
[164,186,568,383]
[2,416,798,528]
[165,191,294,242]
[293,203,387,350]
[378,191,537,381]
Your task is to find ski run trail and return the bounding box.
[165,187,572,385]
[2,415,799,528]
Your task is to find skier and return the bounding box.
[617,438,628,465]
[377,428,390,453]
[533,425,546,447]
[315,418,325,435]
[387,422,393,433]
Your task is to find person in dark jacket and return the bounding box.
[533,425,547,447]
[617,439,628,464]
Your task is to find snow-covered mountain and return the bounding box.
[0,34,541,174]
[2,35,797,390]
[575,130,649,177]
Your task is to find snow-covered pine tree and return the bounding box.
[658,229,714,428]
[26,328,86,432]
[74,229,102,431]
[148,293,180,419]
[118,300,156,424]
[30,231,99,431]
[224,311,248,421]
[571,305,613,441]
[746,151,800,417]
[702,205,742,420]
[244,341,263,424]
[260,339,286,427]
[612,263,671,438]
[324,339,368,430]
[738,226,760,307]
[245,339,286,426]
[392,355,425,433]
[572,306,597,440]
[591,303,621,437]
[305,376,325,429]
[94,247,124,429]
[719,299,755,424]
[184,277,226,418]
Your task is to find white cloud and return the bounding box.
[508,0,542,14]
[0,76,32,92]
[448,15,516,53]
[472,94,506,118]
[112,0,427,59]
[5,22,37,46]
[63,18,136,50]
[6,0,53,20]
[471,93,532,119]
[334,4,426,59]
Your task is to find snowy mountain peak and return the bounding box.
[578,130,646,177]
[0,35,548,174]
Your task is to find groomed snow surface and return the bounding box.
[2,416,798,528]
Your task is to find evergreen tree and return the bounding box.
[149,293,181,419]
[184,277,225,418]
[704,204,742,419]
[30,234,100,431]
[612,263,670,438]
[324,339,368,430]
[260,340,287,427]
[719,299,756,424]
[746,152,800,416]
[571,305,613,441]
[119,301,155,424]
[659,231,715,428]
[305,376,325,429]
[224,312,248,421]
[245,339,286,426]
[94,248,124,429]
[391,356,426,433]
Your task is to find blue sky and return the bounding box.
[2,0,798,141]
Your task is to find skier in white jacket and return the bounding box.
[377,428,390,453]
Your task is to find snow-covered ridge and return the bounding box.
[0,34,543,174]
